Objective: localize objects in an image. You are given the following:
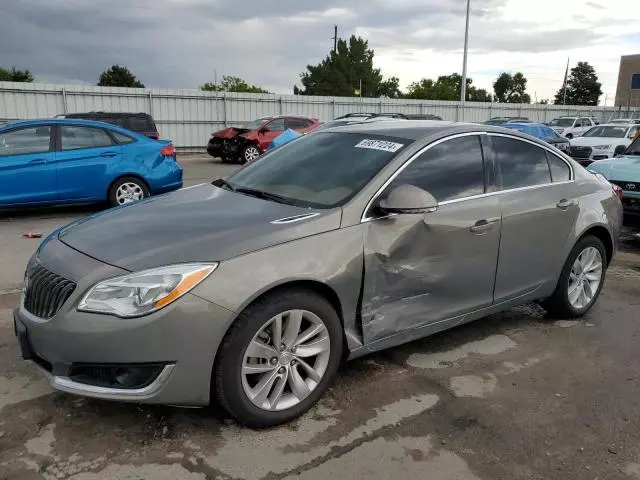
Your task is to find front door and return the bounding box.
[0,125,57,205]
[361,134,501,344]
[257,118,286,151]
[55,125,123,201]
[489,134,579,301]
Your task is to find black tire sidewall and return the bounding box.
[555,236,607,317]
[108,176,150,207]
[215,290,343,427]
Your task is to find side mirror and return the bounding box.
[259,126,269,133]
[614,145,626,157]
[378,184,438,214]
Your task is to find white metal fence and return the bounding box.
[1,81,638,151]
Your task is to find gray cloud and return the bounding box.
[0,0,633,93]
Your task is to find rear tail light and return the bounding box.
[612,184,623,199]
[160,144,176,157]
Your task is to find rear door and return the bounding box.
[489,134,579,301]
[0,125,57,205]
[55,125,123,201]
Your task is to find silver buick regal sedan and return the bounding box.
[15,121,622,427]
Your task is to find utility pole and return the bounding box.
[332,25,338,54]
[214,69,218,88]
[460,0,471,104]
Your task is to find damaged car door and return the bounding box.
[361,134,501,344]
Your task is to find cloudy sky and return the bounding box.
[1,0,638,103]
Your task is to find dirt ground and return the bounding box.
[2,155,640,479]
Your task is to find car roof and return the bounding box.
[64,111,152,117]
[318,119,548,144]
[0,118,142,132]
[596,123,634,128]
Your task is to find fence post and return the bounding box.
[488,102,492,121]
[455,103,460,122]
[278,96,283,115]
[61,87,68,114]
[331,98,336,119]
[379,98,383,114]
[148,91,153,116]
[222,93,228,127]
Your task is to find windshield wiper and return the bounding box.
[212,178,235,191]
[234,187,298,206]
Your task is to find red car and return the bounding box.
[207,116,320,163]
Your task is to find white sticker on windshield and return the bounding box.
[354,139,404,152]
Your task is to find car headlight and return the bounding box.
[78,263,217,317]
[593,145,611,150]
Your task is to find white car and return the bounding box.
[547,116,596,138]
[609,118,640,125]
[568,123,640,165]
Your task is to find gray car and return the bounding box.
[14,121,623,427]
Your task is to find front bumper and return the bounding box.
[15,238,235,406]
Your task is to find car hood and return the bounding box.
[212,127,251,139]
[587,155,640,179]
[58,184,341,272]
[570,137,625,146]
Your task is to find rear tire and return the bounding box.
[214,289,343,427]
[565,133,574,139]
[108,176,150,208]
[542,235,607,318]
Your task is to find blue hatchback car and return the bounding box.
[0,119,183,208]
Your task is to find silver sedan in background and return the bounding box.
[15,121,622,427]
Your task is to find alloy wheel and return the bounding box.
[244,146,260,162]
[241,309,331,411]
[567,246,603,309]
[115,182,144,205]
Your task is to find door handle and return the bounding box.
[470,218,498,234]
[100,151,118,157]
[29,158,46,164]
[556,199,575,210]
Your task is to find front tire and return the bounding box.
[542,235,607,318]
[565,133,574,139]
[240,144,261,164]
[214,289,343,427]
[108,176,150,208]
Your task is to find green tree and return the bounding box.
[537,99,549,104]
[201,75,270,93]
[0,67,34,82]
[98,65,144,88]
[405,73,489,101]
[377,76,402,98]
[553,62,602,106]
[296,35,384,97]
[493,72,530,103]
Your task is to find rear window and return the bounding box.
[129,116,153,132]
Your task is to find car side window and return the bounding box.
[0,126,52,157]
[492,136,551,189]
[546,151,571,182]
[387,135,485,202]
[112,132,136,144]
[265,119,285,131]
[60,126,115,150]
[286,118,310,130]
[574,119,581,128]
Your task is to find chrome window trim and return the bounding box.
[271,212,320,224]
[361,131,575,223]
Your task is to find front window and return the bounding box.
[624,137,640,156]
[582,126,627,138]
[241,117,272,130]
[548,118,575,127]
[225,132,412,208]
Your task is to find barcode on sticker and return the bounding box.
[354,139,404,152]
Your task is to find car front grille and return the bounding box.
[610,180,640,192]
[569,146,592,159]
[23,264,76,319]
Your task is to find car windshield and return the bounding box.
[241,117,272,130]
[582,126,627,138]
[548,118,575,127]
[225,132,412,208]
[550,130,567,141]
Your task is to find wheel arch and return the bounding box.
[577,224,613,265]
[106,174,151,199]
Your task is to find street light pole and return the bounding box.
[460,0,471,104]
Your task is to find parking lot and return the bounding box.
[3,155,640,479]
